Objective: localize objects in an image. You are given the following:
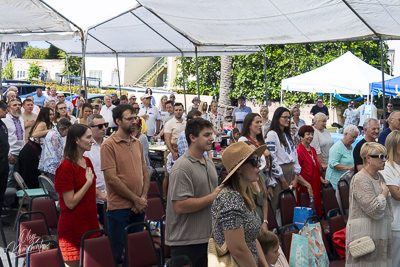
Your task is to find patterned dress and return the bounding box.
[343,108,360,130]
[204,112,223,143]
[346,172,392,266]
[211,188,261,264]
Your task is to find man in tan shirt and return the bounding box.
[100,104,150,263]
[164,102,186,160]
[21,99,37,143]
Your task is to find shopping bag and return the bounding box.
[332,228,346,259]
[289,234,309,267]
[300,223,329,267]
[293,207,313,229]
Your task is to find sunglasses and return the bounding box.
[244,156,261,167]
[91,123,109,129]
[317,101,323,103]
[57,95,65,98]
[388,105,393,107]
[58,107,67,110]
[368,154,388,160]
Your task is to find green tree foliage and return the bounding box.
[59,52,82,76]
[23,46,48,59]
[1,60,14,79]
[174,41,389,109]
[48,44,60,59]
[27,61,42,81]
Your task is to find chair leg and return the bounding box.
[12,197,25,230]
[0,219,12,267]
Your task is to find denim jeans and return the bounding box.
[107,208,145,263]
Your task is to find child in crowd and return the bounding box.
[229,128,240,145]
[257,229,289,267]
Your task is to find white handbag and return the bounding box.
[348,236,375,258]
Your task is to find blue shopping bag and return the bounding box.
[293,207,313,229]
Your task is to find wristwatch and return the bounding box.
[263,219,268,224]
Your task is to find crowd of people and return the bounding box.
[1,88,399,266]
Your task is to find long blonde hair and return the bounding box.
[385,130,400,168]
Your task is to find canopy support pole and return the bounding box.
[330,93,332,126]
[380,37,386,129]
[195,46,200,100]
[260,46,268,105]
[77,30,88,119]
[116,52,121,96]
[280,88,283,105]
[65,54,73,102]
[181,53,187,111]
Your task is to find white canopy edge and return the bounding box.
[281,51,392,95]
[49,5,261,57]
[0,0,78,42]
[139,0,400,46]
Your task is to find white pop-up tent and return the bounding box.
[281,51,391,95]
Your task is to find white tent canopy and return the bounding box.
[0,0,78,42]
[140,0,400,45]
[281,51,391,95]
[49,5,261,57]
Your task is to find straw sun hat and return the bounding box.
[221,141,267,184]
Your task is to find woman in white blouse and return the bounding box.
[266,107,311,213]
[383,130,400,266]
[310,112,334,172]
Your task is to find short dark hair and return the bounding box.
[87,114,103,127]
[120,95,128,101]
[22,99,33,105]
[317,97,323,101]
[0,100,8,110]
[185,118,213,146]
[112,104,135,124]
[165,100,174,107]
[298,125,314,138]
[187,110,202,121]
[174,102,183,109]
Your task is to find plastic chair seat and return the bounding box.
[16,188,46,198]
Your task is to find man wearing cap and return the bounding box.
[32,88,46,107]
[111,93,120,106]
[138,94,161,140]
[232,96,252,132]
[309,97,329,120]
[166,118,223,266]
[100,95,118,135]
[2,99,25,206]
[129,95,136,106]
[0,101,10,215]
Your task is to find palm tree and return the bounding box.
[219,56,234,119]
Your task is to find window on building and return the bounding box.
[16,70,25,78]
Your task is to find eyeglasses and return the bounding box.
[280,116,291,120]
[317,101,323,103]
[91,123,109,129]
[368,154,388,160]
[244,156,261,167]
[123,116,138,122]
[291,127,297,130]
[388,105,393,107]
[57,95,65,98]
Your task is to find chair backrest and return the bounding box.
[328,210,346,234]
[125,222,160,267]
[297,186,310,207]
[267,199,279,233]
[16,212,50,259]
[280,224,299,260]
[146,195,165,221]
[14,172,28,191]
[279,190,297,226]
[322,185,340,217]
[38,175,55,194]
[26,240,64,267]
[29,195,58,229]
[148,181,161,197]
[338,180,349,215]
[79,229,116,267]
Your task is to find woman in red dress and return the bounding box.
[297,125,329,217]
[54,124,100,267]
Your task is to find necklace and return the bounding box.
[364,167,378,180]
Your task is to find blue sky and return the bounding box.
[28,41,50,49]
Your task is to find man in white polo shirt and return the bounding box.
[100,95,117,135]
[138,94,160,140]
[164,103,186,160]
